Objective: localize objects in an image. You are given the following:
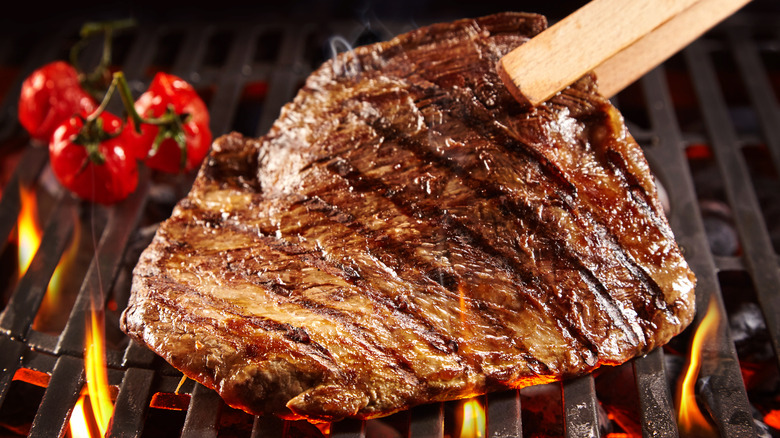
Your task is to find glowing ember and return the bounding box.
[459,398,486,438]
[68,307,115,437]
[764,409,780,430]
[17,184,41,278]
[676,299,719,437]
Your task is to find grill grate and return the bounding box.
[1,6,779,438]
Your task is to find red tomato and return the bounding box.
[49,112,138,204]
[18,61,97,142]
[128,72,211,173]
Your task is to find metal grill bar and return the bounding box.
[208,26,257,136]
[0,335,25,407]
[121,337,158,369]
[0,192,76,339]
[487,390,522,437]
[256,27,308,136]
[562,375,599,438]
[107,367,155,438]
[181,382,223,438]
[118,28,159,81]
[642,58,758,437]
[251,414,286,438]
[686,39,780,374]
[171,27,213,80]
[408,402,444,437]
[637,45,759,438]
[331,418,366,438]
[53,170,149,358]
[28,355,84,438]
[0,145,47,254]
[728,27,780,174]
[633,348,679,437]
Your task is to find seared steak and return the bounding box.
[121,12,696,421]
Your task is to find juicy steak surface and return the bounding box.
[121,12,696,421]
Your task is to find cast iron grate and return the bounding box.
[0,9,778,438]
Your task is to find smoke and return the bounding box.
[329,35,361,78]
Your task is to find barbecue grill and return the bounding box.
[1,2,779,437]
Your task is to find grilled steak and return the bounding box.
[121,12,696,421]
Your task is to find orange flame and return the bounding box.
[17,184,80,331]
[459,398,486,438]
[69,395,95,438]
[17,185,41,278]
[68,309,115,437]
[34,215,80,332]
[45,212,79,301]
[85,309,114,434]
[676,299,719,437]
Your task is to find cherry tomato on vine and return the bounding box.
[49,112,138,205]
[127,72,211,173]
[18,61,97,142]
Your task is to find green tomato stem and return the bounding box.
[70,19,136,100]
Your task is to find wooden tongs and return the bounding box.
[498,0,752,106]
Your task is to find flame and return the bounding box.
[17,184,41,277]
[676,299,720,436]
[17,184,80,331]
[34,213,80,331]
[86,308,114,435]
[459,398,486,438]
[68,308,115,437]
[69,395,94,438]
[46,213,79,299]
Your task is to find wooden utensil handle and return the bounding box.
[498,0,744,106]
[593,0,752,98]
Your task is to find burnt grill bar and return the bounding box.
[0,190,76,337]
[0,146,47,256]
[0,7,778,438]
[52,169,149,359]
[562,375,599,437]
[689,35,780,371]
[727,27,780,173]
[0,337,25,406]
[251,413,286,438]
[330,418,365,438]
[206,27,257,138]
[641,55,757,437]
[632,348,678,437]
[683,40,776,436]
[107,367,155,437]
[181,383,223,437]
[29,355,85,438]
[409,401,444,437]
[487,389,522,437]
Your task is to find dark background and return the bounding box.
[5,0,778,34]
